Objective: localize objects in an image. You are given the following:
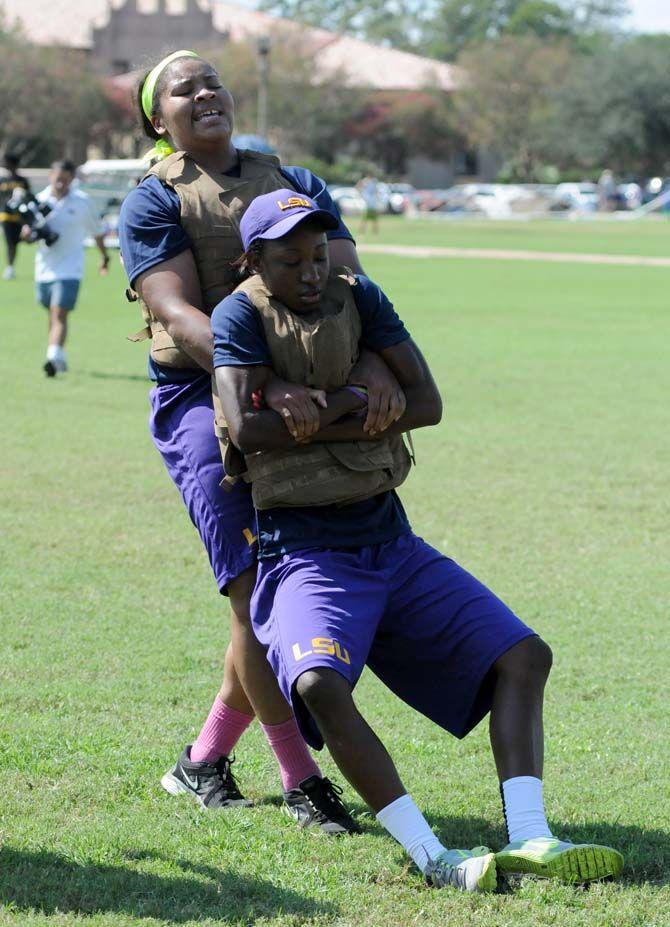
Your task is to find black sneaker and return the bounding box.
[160,745,253,809]
[43,360,57,377]
[283,775,361,835]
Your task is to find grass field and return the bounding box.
[355,212,670,256]
[1,219,669,926]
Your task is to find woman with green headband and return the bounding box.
[118,50,405,830]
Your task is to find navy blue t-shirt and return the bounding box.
[211,275,412,557]
[118,162,353,385]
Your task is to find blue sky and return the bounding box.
[626,0,670,32]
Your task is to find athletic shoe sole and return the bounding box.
[496,844,624,883]
[160,770,253,809]
[161,770,207,808]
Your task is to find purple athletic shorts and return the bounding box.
[149,375,257,593]
[251,532,535,749]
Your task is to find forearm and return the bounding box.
[233,388,364,453]
[135,252,211,371]
[315,385,441,442]
[162,309,215,372]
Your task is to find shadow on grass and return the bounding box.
[84,370,148,382]
[0,846,336,922]
[422,813,670,886]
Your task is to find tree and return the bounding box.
[344,89,463,175]
[423,0,629,59]
[453,34,573,179]
[568,0,630,31]
[549,34,670,175]
[201,36,360,165]
[0,21,111,164]
[257,0,431,50]
[200,33,460,176]
[256,0,629,60]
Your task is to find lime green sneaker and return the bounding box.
[496,837,624,883]
[425,847,497,892]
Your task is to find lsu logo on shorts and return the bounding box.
[242,528,258,546]
[292,637,351,665]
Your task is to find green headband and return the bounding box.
[141,49,199,121]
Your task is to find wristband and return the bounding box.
[346,385,368,404]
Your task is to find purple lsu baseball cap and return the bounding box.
[240,188,339,251]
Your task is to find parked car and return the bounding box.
[231,134,276,155]
[549,182,599,213]
[387,183,415,214]
[328,185,367,216]
[412,184,536,218]
[618,182,642,210]
[78,159,147,247]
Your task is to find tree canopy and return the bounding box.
[3,2,669,182]
[258,0,629,59]
[0,19,110,164]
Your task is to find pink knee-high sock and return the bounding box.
[190,697,253,763]
[260,718,321,791]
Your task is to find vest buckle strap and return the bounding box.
[127,326,151,342]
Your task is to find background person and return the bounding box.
[118,49,404,828]
[0,153,32,281]
[356,175,383,234]
[31,160,109,376]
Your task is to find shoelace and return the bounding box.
[212,754,243,798]
[306,778,348,822]
[424,849,470,890]
[430,858,467,889]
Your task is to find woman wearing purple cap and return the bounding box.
[210,189,624,890]
[118,50,404,830]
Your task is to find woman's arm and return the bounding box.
[312,338,441,442]
[215,364,366,454]
[135,250,214,372]
[215,338,440,454]
[328,237,364,275]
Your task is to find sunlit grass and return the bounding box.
[2,225,668,926]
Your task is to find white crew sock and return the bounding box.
[376,793,447,873]
[46,344,61,361]
[501,776,554,843]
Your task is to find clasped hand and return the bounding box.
[264,350,406,443]
[263,378,327,442]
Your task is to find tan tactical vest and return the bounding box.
[128,149,296,369]
[220,270,412,510]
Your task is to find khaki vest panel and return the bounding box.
[136,149,297,369]
[233,271,412,510]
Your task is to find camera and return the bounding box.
[6,189,60,247]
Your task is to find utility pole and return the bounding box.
[256,35,271,139]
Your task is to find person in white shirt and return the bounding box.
[29,160,109,376]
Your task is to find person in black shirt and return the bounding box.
[0,153,32,280]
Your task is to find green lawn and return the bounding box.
[355,213,670,256]
[1,222,669,927]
